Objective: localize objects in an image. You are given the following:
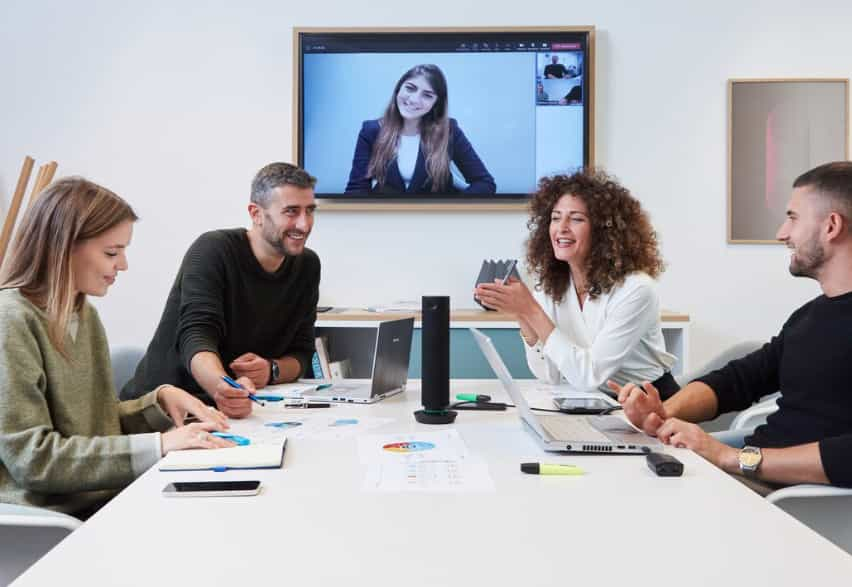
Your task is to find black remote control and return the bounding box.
[646,452,684,477]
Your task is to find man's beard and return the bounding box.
[789,236,825,278]
[263,226,305,257]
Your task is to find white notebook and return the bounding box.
[158,439,286,472]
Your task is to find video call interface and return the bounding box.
[300,32,589,197]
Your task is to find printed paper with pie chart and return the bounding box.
[357,430,468,464]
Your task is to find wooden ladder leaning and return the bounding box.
[0,157,58,267]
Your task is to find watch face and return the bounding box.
[740,449,762,468]
[740,453,761,467]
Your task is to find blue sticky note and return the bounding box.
[211,432,251,446]
[330,418,359,427]
[265,421,303,429]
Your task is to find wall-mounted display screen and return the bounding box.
[295,28,594,202]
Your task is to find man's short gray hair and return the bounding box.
[250,162,317,207]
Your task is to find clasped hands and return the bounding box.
[606,380,736,469]
[473,277,536,317]
[229,352,270,388]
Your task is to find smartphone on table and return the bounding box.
[553,397,618,414]
[162,480,261,497]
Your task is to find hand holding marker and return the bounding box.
[221,375,265,406]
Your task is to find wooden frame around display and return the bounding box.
[292,26,595,211]
[727,78,849,244]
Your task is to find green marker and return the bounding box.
[456,393,491,403]
[520,463,585,476]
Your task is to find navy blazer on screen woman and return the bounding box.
[344,118,497,195]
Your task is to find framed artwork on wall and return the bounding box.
[728,78,849,243]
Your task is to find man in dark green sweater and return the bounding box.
[121,163,320,418]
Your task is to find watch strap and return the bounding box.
[268,359,279,385]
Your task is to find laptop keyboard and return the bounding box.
[539,415,610,442]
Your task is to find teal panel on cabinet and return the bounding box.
[316,325,535,380]
[409,328,534,379]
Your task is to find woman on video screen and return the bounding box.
[344,64,496,195]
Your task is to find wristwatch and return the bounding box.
[738,446,763,478]
[268,359,280,385]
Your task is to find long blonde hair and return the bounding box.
[367,64,451,192]
[0,177,138,354]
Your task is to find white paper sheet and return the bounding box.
[262,381,330,398]
[224,412,394,443]
[361,460,495,493]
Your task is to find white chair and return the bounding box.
[730,398,852,555]
[0,504,81,585]
[676,340,765,433]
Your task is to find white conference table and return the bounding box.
[14,380,852,586]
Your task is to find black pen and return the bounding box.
[284,402,331,409]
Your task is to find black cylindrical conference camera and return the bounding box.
[414,295,457,424]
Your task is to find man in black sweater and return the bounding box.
[544,55,569,79]
[609,161,852,489]
[121,162,320,419]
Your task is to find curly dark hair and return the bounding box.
[526,169,664,303]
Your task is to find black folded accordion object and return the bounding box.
[473,259,521,310]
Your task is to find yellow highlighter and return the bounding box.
[520,463,585,476]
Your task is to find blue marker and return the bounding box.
[316,383,333,391]
[211,432,251,446]
[221,375,265,406]
[254,394,285,402]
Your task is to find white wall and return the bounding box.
[1,0,847,370]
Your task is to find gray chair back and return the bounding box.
[677,341,765,433]
[110,347,145,396]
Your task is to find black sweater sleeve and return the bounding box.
[694,295,852,486]
[819,435,852,487]
[176,234,229,372]
[283,259,320,375]
[693,334,784,417]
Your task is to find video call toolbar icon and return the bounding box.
[454,41,562,52]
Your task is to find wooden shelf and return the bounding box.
[317,308,689,323]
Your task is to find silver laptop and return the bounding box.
[304,318,414,404]
[470,328,658,454]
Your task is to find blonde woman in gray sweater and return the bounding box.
[0,177,232,519]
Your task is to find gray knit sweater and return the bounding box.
[0,289,172,515]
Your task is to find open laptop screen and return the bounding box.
[371,318,414,396]
[469,328,549,438]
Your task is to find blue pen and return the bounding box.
[221,375,265,406]
[316,383,333,391]
[211,432,251,446]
